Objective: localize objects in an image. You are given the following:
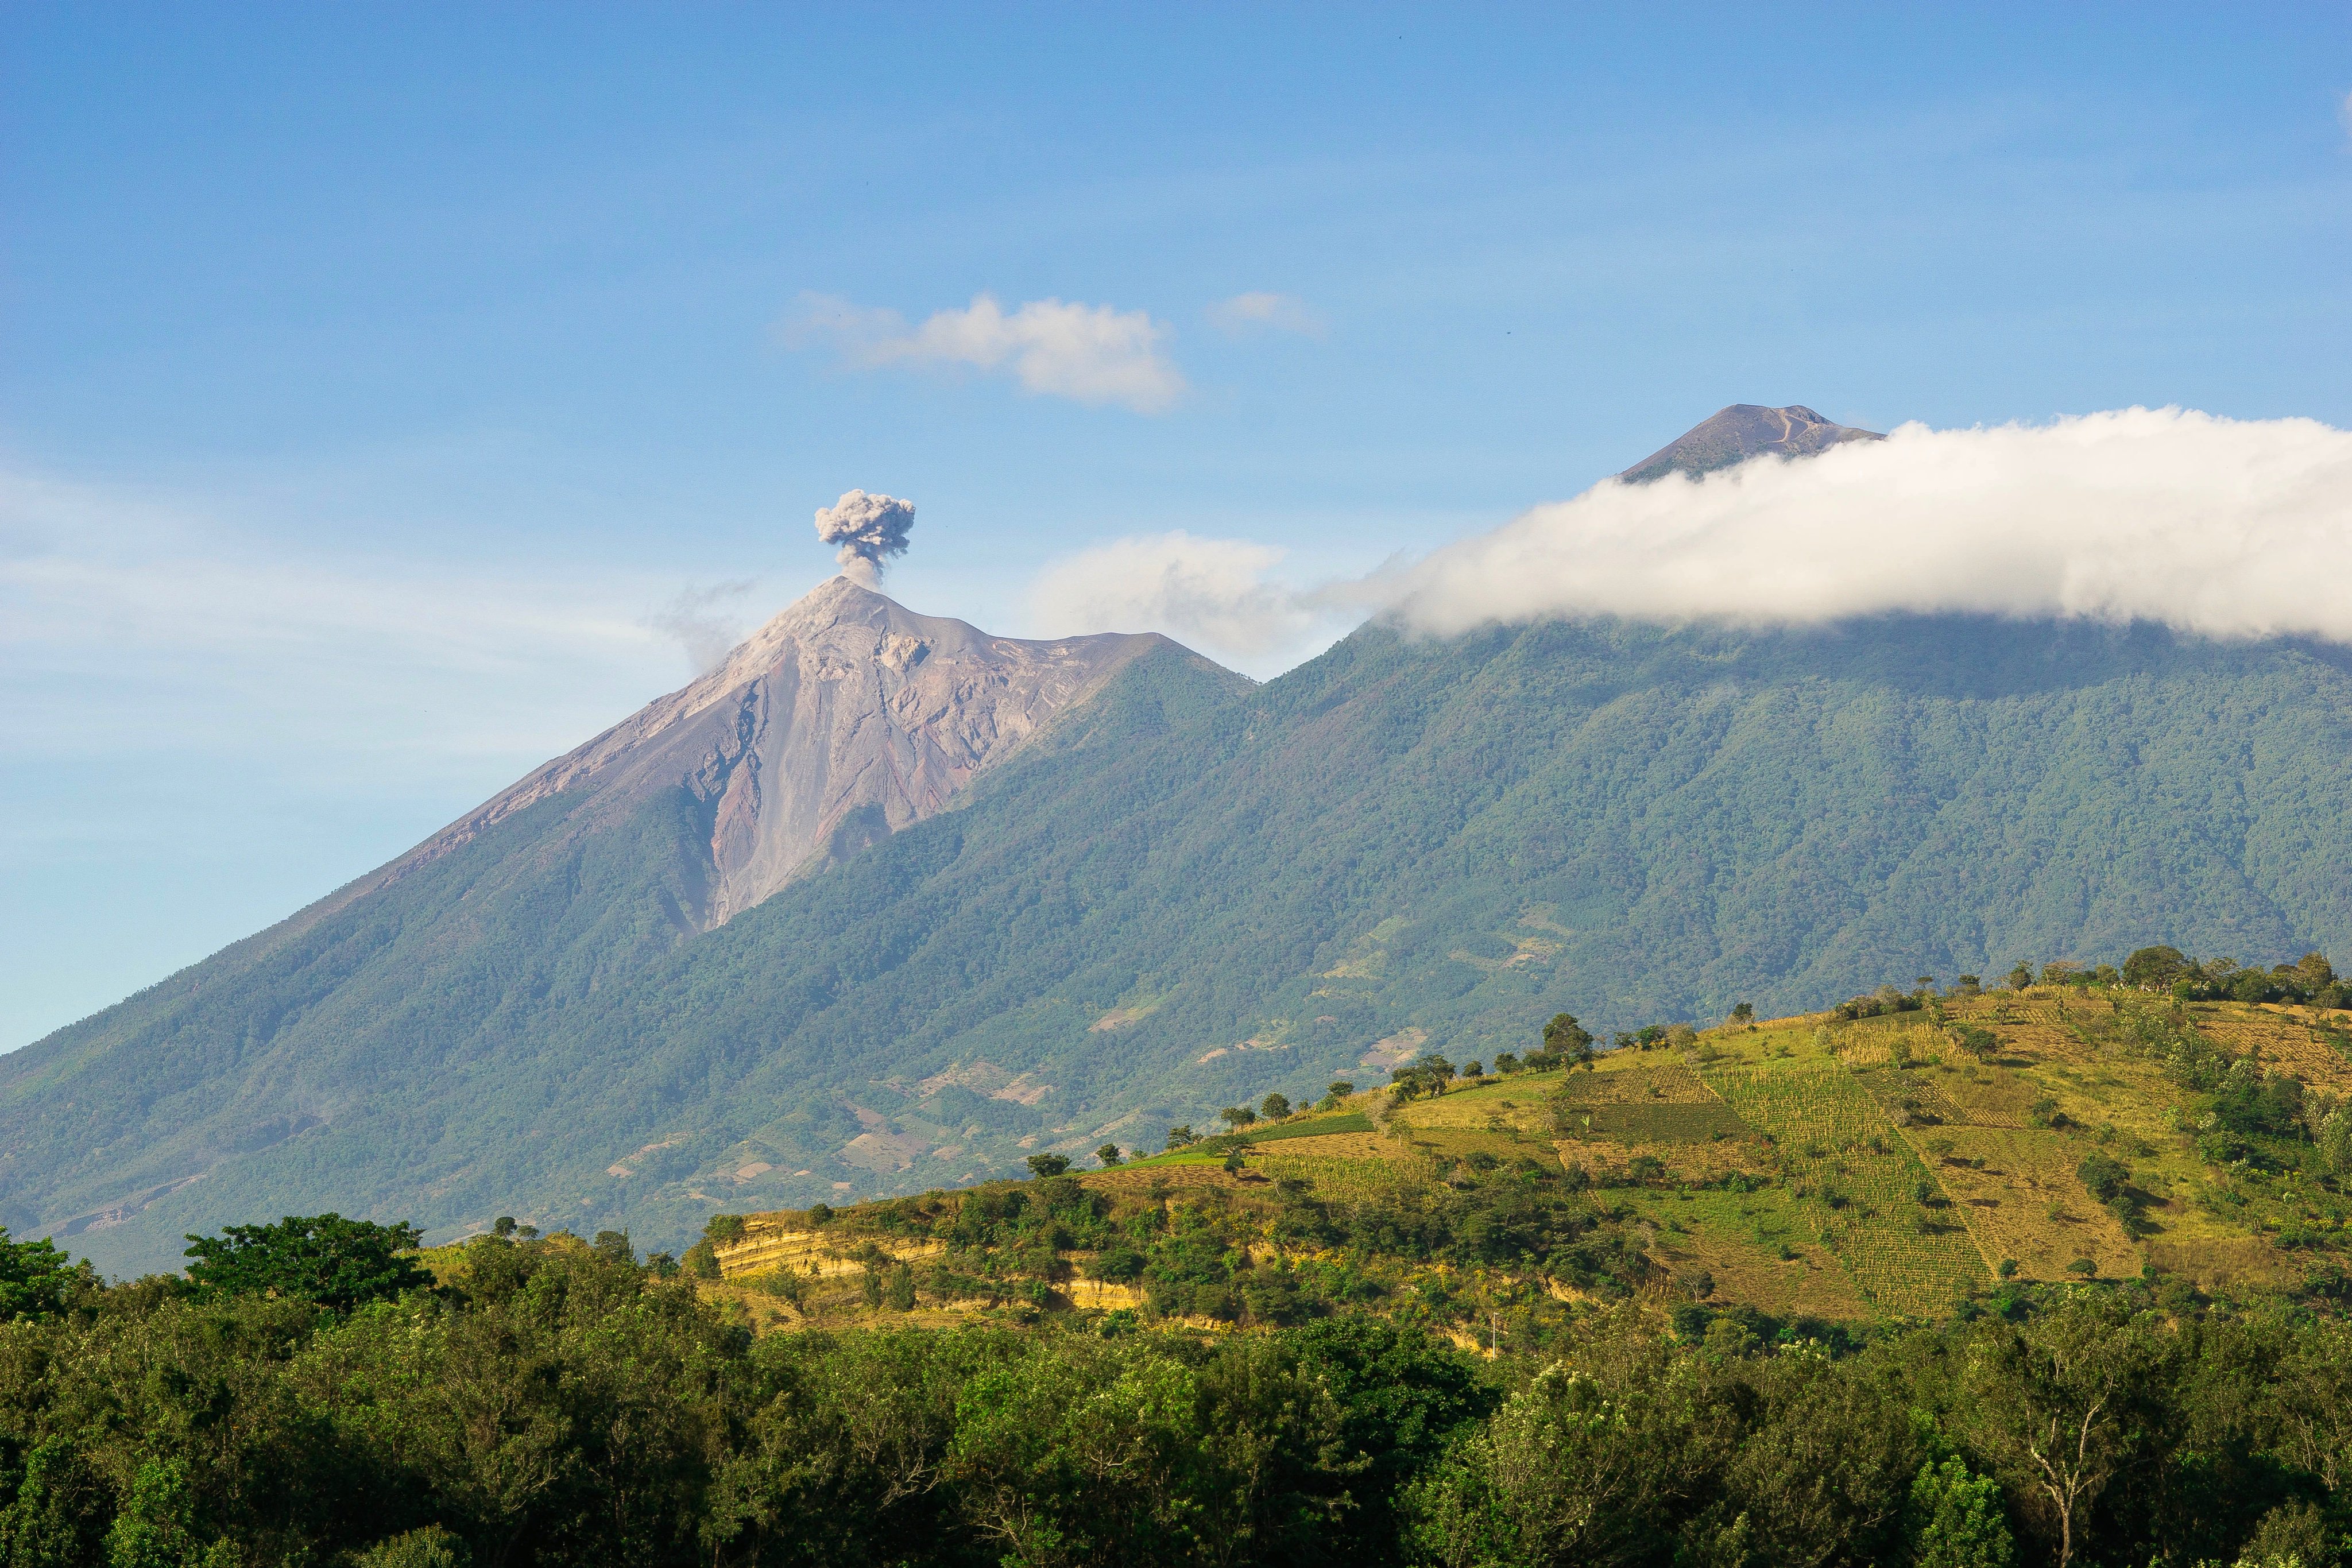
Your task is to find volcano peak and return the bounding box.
[1619,402,1884,483]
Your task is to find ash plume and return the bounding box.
[814,490,916,586]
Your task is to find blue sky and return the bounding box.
[5,4,2349,1048]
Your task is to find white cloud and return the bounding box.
[789,292,1185,413]
[1027,531,1339,672]
[1205,291,1325,338]
[1374,406,2352,642]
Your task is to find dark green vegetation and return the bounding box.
[17,1218,2352,1566]
[180,1215,430,1315]
[11,606,2352,1276]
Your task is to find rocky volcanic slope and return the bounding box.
[1618,402,1883,483]
[308,576,1175,932]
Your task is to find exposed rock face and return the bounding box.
[1618,403,1884,483]
[373,576,1171,927]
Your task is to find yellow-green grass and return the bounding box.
[1618,1186,1873,1320]
[1919,1126,2138,1281]
[1399,1125,1565,1172]
[1248,1153,1430,1202]
[1559,1060,1722,1104]
[1560,1101,1751,1143]
[1401,1077,1556,1134]
[1706,1060,1987,1314]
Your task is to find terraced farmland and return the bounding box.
[719,988,2352,1332]
[1707,1060,1987,1314]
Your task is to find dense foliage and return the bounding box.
[11,1219,2352,1565]
[181,1215,430,1314]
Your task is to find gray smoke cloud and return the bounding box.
[647,579,755,675]
[813,489,916,585]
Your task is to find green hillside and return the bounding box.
[701,977,2352,1335]
[10,613,2352,1277]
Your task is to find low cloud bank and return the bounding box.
[1027,406,2352,670]
[1378,406,2352,643]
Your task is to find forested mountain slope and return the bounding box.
[522,611,2347,1249]
[15,595,2352,1277]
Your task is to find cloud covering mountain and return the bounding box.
[1035,407,2352,657]
[1383,406,2352,641]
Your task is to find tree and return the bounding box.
[102,1457,203,1568]
[351,1526,470,1566]
[2006,963,2034,992]
[1260,1092,1292,1121]
[1906,1457,2016,1568]
[2123,946,2188,990]
[181,1213,428,1313]
[1220,1105,1259,1129]
[1318,1081,1356,1109]
[1166,1125,1198,1150]
[593,1229,635,1265]
[1096,1143,1123,1167]
[0,1227,79,1320]
[1026,1152,1071,1178]
[1960,1299,2164,1568]
[1731,1002,1755,1025]
[1409,1334,1686,1566]
[1542,1014,1596,1070]
[2075,1152,2127,1207]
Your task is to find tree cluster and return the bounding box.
[14,1214,2352,1566]
[2119,948,2348,1008]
